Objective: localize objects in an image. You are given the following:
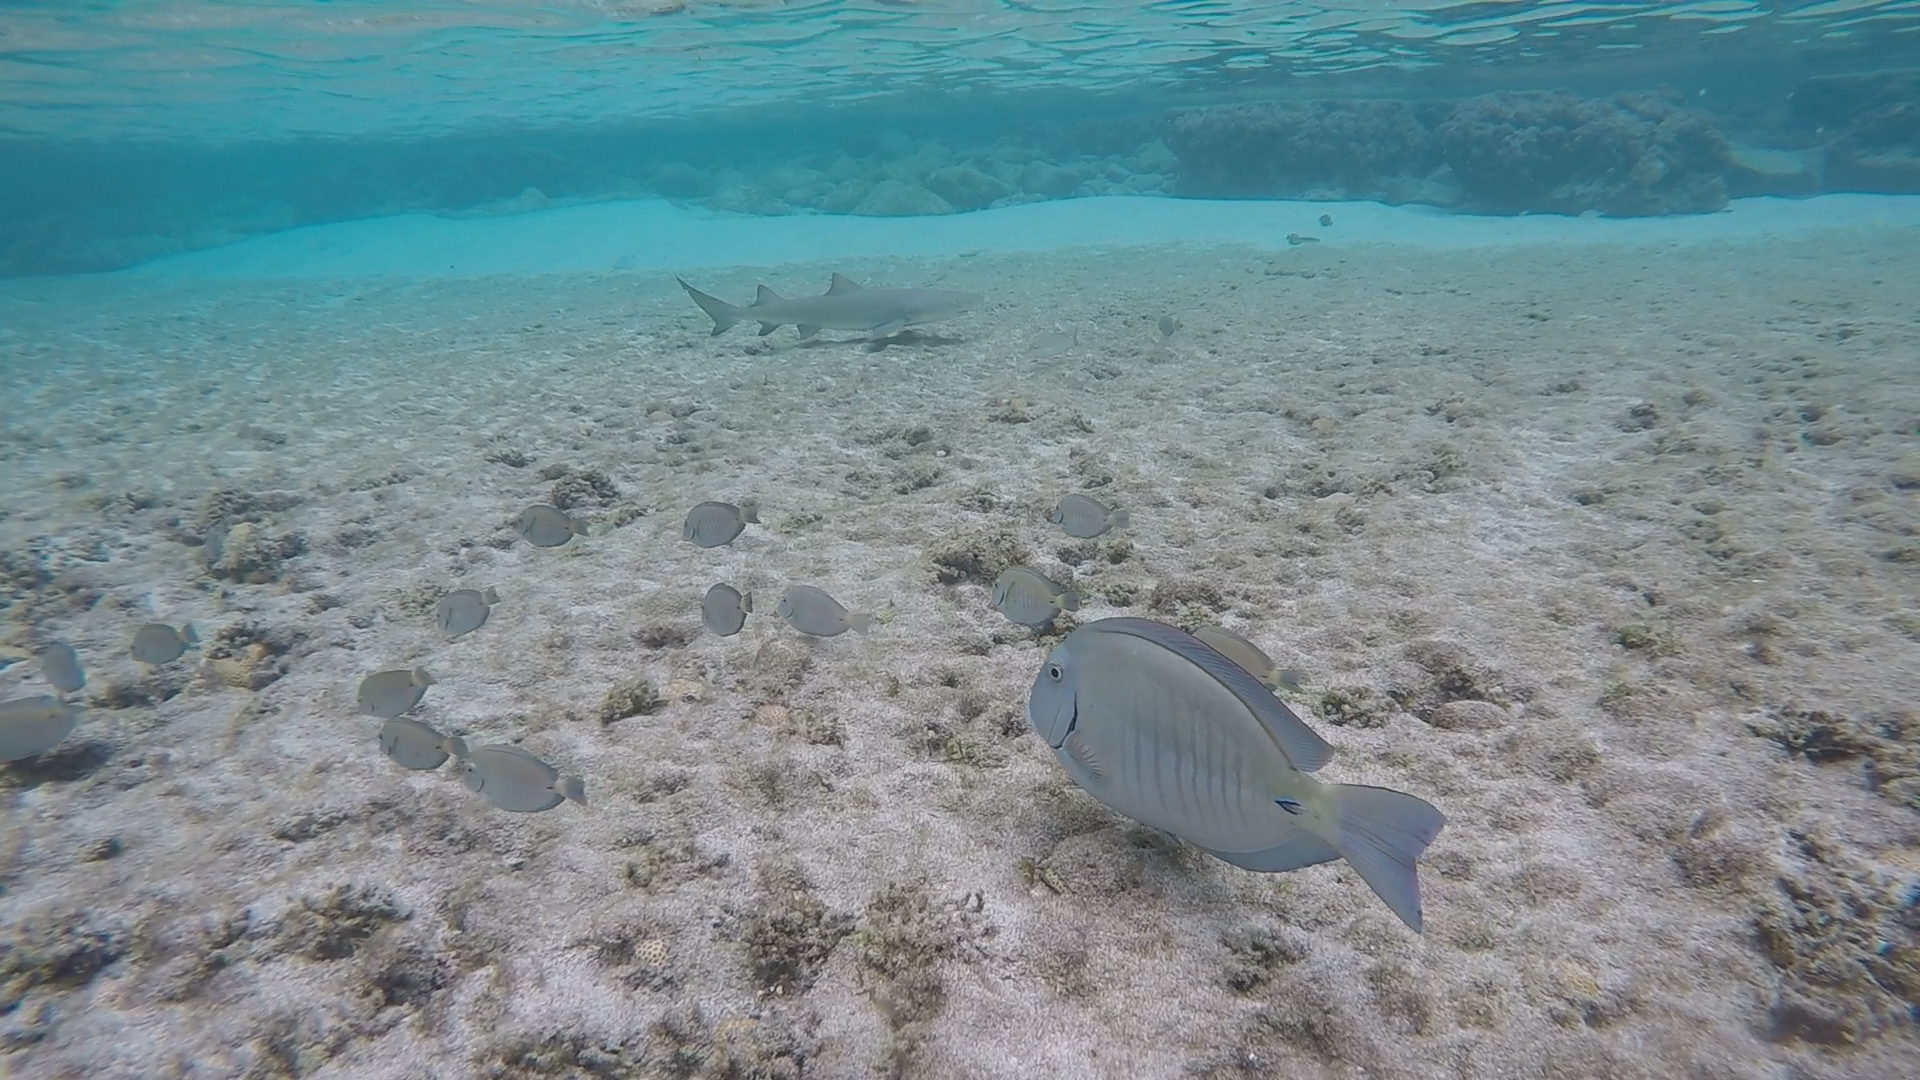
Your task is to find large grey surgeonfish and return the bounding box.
[1025,617,1447,931]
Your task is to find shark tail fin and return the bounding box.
[679,278,742,336]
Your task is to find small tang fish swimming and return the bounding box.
[0,695,81,763]
[357,668,436,719]
[1051,493,1130,539]
[702,583,753,637]
[683,500,759,548]
[130,623,199,665]
[516,504,588,548]
[38,641,85,694]
[462,744,587,812]
[1192,625,1304,695]
[379,717,468,771]
[1025,617,1446,932]
[436,587,500,638]
[991,566,1080,628]
[777,585,875,637]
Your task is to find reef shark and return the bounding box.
[678,273,980,340]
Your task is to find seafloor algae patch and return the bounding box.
[271,883,407,962]
[737,862,853,995]
[1754,829,1920,1046]
[0,908,127,1014]
[1748,705,1920,811]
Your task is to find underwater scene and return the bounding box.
[2,2,1919,1078]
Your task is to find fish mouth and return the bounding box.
[1049,700,1079,751]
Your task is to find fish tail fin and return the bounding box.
[1057,589,1082,613]
[846,613,876,633]
[445,735,470,759]
[560,776,588,806]
[481,587,501,604]
[413,667,437,688]
[739,499,761,524]
[739,591,754,614]
[1110,509,1131,530]
[1323,783,1447,933]
[679,278,742,335]
[181,624,200,646]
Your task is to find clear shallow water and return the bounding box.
[0,1,1915,138]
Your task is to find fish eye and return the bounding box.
[1047,663,1063,681]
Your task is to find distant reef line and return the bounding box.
[1,70,1915,279]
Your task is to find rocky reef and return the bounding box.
[1790,69,1920,194]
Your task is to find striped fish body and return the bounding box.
[1049,629,1316,853]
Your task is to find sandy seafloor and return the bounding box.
[1,195,1918,1080]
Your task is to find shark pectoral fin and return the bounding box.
[866,319,908,339]
[757,322,781,336]
[1201,832,1341,873]
[797,325,822,339]
[828,273,863,294]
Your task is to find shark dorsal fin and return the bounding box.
[754,285,784,306]
[827,273,863,295]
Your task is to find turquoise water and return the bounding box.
[2,2,1918,275]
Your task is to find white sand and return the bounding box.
[3,196,1918,1079]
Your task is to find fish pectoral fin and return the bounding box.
[797,325,821,339]
[866,319,908,339]
[1200,832,1341,873]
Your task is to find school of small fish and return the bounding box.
[0,284,1451,934]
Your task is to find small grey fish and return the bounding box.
[357,667,436,719]
[1032,330,1074,356]
[682,500,759,548]
[39,641,85,694]
[1052,494,1130,539]
[436,587,500,638]
[0,695,81,763]
[379,717,468,771]
[1157,315,1181,337]
[1027,617,1446,932]
[702,583,753,637]
[992,566,1081,628]
[1319,213,1333,227]
[516,504,588,547]
[131,623,199,665]
[777,585,875,637]
[1192,626,1303,694]
[462,744,587,812]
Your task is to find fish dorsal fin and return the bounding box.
[1094,617,1335,772]
[753,284,784,306]
[827,273,863,295]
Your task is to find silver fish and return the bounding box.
[131,623,199,665]
[462,744,587,812]
[1157,315,1181,337]
[1026,617,1446,932]
[516,504,587,547]
[680,274,979,340]
[777,585,874,637]
[38,641,85,694]
[1051,494,1129,539]
[682,500,759,548]
[1192,626,1304,694]
[702,583,753,637]
[436,587,500,638]
[379,717,468,771]
[0,695,81,763]
[357,668,436,719]
[991,566,1080,628]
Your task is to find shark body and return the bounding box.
[678,274,979,340]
